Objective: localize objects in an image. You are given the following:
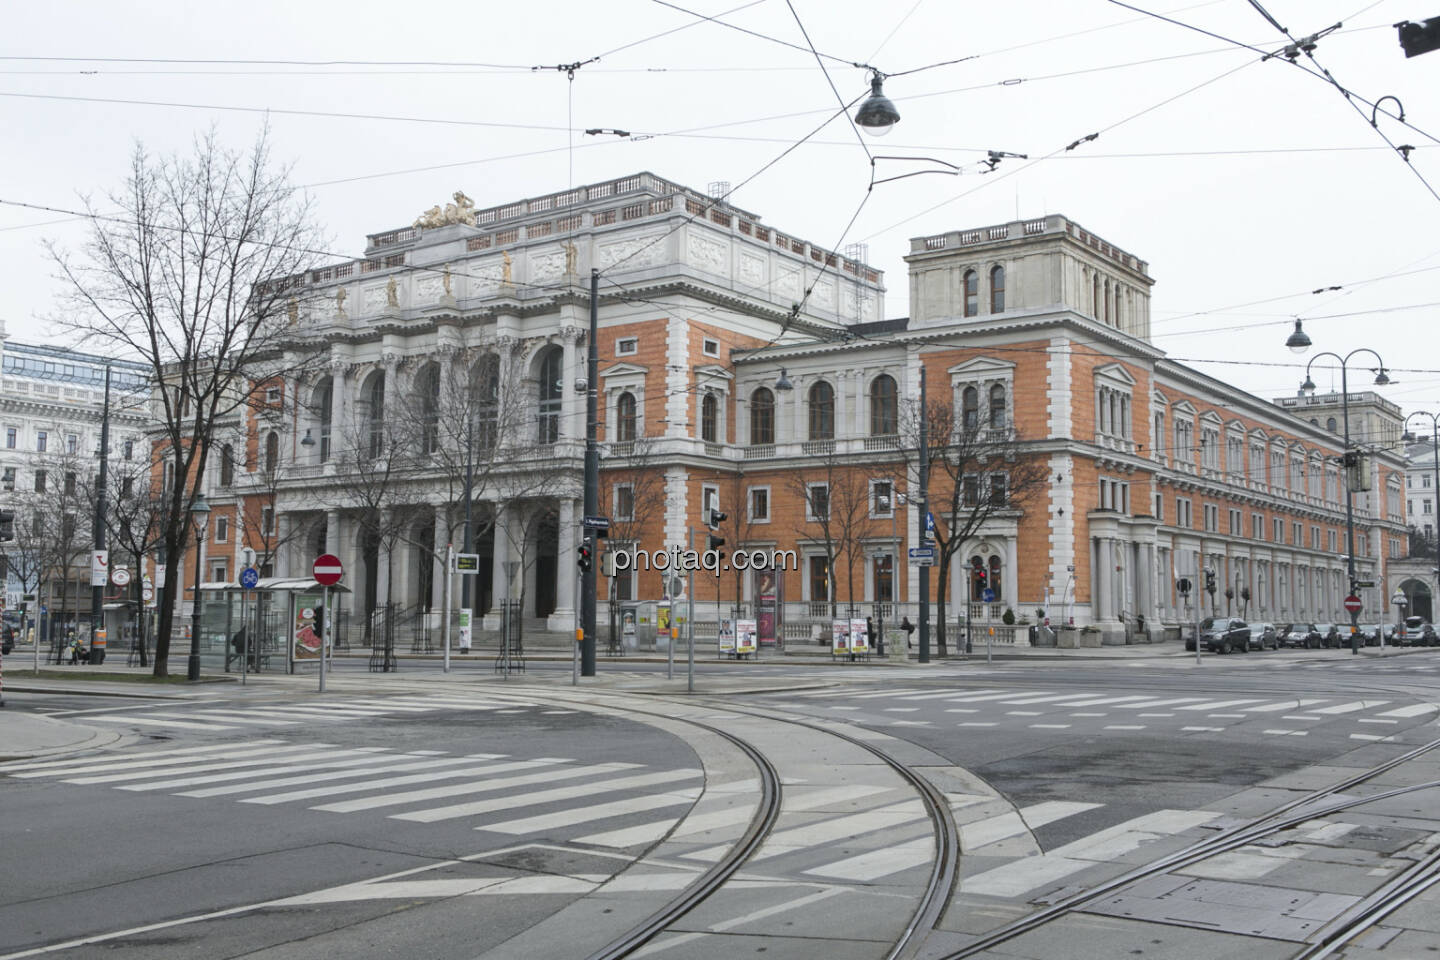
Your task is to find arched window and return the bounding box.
[473,354,500,450]
[701,392,718,444]
[219,444,234,487]
[264,431,279,475]
[962,386,979,431]
[364,371,386,458]
[808,381,834,441]
[313,377,333,462]
[750,387,775,445]
[870,375,897,435]
[1104,278,1111,324]
[963,270,978,317]
[616,391,637,442]
[1326,417,1337,432]
[989,265,1005,313]
[416,363,441,454]
[988,384,1007,430]
[537,346,563,445]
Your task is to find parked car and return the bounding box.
[1244,622,1278,651]
[1313,623,1342,648]
[1278,622,1322,649]
[1193,617,1250,654]
[1415,623,1440,646]
[1357,624,1383,647]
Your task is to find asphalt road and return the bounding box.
[3,649,1438,958]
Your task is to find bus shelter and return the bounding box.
[198,578,349,674]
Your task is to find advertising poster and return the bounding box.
[622,608,637,647]
[657,603,671,639]
[457,609,472,651]
[292,593,325,661]
[831,620,850,655]
[850,618,869,655]
[718,618,735,654]
[755,568,779,646]
[736,618,757,655]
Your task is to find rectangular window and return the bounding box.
[215,517,229,543]
[1426,499,1434,515]
[749,486,770,523]
[872,480,894,517]
[1153,492,1163,521]
[1426,475,1433,488]
[615,337,639,356]
[1252,513,1264,539]
[34,470,46,493]
[210,561,227,583]
[64,472,76,496]
[808,554,831,603]
[614,483,635,521]
[963,474,980,507]
[874,554,894,604]
[1,468,13,491]
[1293,521,1303,545]
[1203,503,1218,532]
[261,506,275,536]
[36,431,47,453]
[990,473,1009,507]
[1274,517,1284,542]
[5,427,14,449]
[123,440,133,460]
[265,385,282,405]
[1228,509,1242,536]
[807,483,830,522]
[121,475,133,497]
[65,434,78,454]
[1310,526,1320,549]
[1176,497,1192,529]
[702,338,720,358]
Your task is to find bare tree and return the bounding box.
[786,452,872,618]
[47,128,323,675]
[9,452,94,650]
[90,449,167,665]
[902,391,1050,655]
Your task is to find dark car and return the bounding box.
[1278,622,1322,649]
[1313,623,1343,648]
[1417,623,1440,646]
[1357,623,1383,647]
[1192,617,1250,654]
[1244,622,1278,651]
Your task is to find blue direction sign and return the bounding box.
[908,546,936,566]
[925,511,936,534]
[982,587,996,603]
[239,567,260,590]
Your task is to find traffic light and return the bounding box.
[1204,569,1216,595]
[0,510,13,542]
[1399,17,1440,57]
[707,533,725,553]
[577,537,593,572]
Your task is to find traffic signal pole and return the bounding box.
[918,364,930,663]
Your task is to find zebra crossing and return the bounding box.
[48,693,563,733]
[1,738,704,845]
[779,686,1440,738]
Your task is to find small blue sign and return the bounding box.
[925,511,936,533]
[982,587,996,603]
[239,567,260,590]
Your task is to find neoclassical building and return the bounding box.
[168,175,1407,644]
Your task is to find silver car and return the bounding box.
[1244,622,1278,651]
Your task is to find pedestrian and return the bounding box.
[901,615,915,649]
[866,616,877,657]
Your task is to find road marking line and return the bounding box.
[1029,723,1071,729]
[1047,695,1153,708]
[309,761,633,812]
[883,707,920,713]
[1105,725,1146,730]
[1308,701,1387,715]
[1262,729,1307,737]
[1358,718,1399,725]
[994,694,1104,706]
[1176,699,1265,711]
[803,835,934,880]
[1182,726,1225,732]
[1243,699,1328,713]
[6,742,291,777]
[392,769,702,824]
[1350,733,1387,741]
[179,756,506,798]
[945,691,1052,703]
[958,722,997,727]
[1375,703,1439,718]
[85,715,239,731]
[944,708,978,714]
[1070,712,1107,717]
[1138,713,1174,717]
[1006,711,1043,716]
[1209,714,1246,719]
[1111,698,1209,709]
[42,746,336,784]
[483,788,702,835]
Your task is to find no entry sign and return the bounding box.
[313,554,344,586]
[1343,594,1362,614]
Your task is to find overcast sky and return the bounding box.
[3,0,1438,415]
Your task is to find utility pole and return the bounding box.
[90,364,112,664]
[918,363,930,663]
[581,268,599,675]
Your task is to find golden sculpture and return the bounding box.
[501,250,513,284]
[413,190,478,229]
[335,287,347,316]
[386,276,399,307]
[565,240,578,275]
[287,296,299,324]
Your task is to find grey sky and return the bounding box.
[2,0,1437,409]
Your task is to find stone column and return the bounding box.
[1004,536,1019,613]
[1136,542,1153,630]
[791,380,805,444]
[548,498,578,631]
[560,329,580,442]
[1097,538,1113,622]
[484,503,511,630]
[375,509,393,610]
[276,515,291,578]
[325,509,340,558]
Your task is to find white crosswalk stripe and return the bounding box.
[392,769,702,824]
[312,761,629,813]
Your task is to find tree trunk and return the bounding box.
[152,529,183,678]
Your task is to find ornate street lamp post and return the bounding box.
[187,495,211,681]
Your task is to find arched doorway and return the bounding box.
[531,510,559,619]
[1400,578,1433,622]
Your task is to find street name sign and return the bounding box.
[908,546,936,566]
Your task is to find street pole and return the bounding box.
[90,364,111,664]
[688,526,695,694]
[318,586,327,693]
[187,525,203,681]
[443,542,452,674]
[917,363,930,663]
[460,402,474,626]
[581,267,599,676]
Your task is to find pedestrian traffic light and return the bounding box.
[577,537,593,572]
[707,533,725,552]
[0,510,13,542]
